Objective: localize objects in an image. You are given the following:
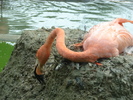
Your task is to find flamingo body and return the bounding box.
[83,19,133,59]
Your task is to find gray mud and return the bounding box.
[0,27,133,100]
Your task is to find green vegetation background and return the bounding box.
[0,42,14,71]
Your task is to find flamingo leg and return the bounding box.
[95,62,103,66]
[69,41,83,49]
[73,42,83,47]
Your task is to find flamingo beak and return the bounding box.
[34,65,45,84]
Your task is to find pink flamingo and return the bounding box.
[34,18,133,83]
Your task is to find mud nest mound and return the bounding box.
[0,27,133,100]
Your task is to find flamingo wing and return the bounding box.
[83,18,133,58]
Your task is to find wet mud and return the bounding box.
[0,27,133,100]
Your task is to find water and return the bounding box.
[0,0,133,35]
[0,0,133,71]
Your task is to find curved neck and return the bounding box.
[44,28,96,63]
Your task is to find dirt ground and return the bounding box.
[0,27,133,100]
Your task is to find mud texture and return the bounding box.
[0,27,133,100]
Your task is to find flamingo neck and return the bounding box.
[44,28,97,63]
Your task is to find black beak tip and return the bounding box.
[34,68,45,84]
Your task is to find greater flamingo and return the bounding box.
[34,18,133,84]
